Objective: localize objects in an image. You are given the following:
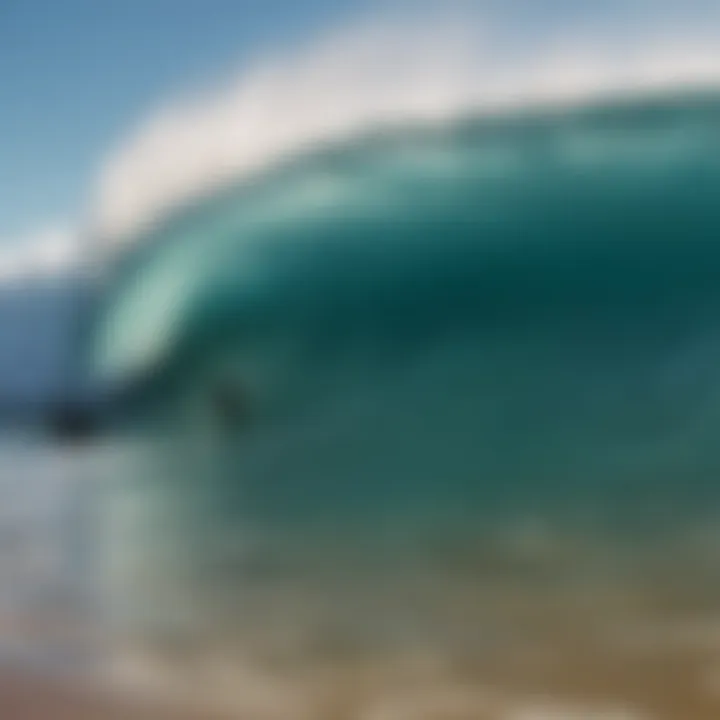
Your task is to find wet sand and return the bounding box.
[3,651,718,719]
[4,601,720,720]
[47,595,720,719]
[0,671,215,720]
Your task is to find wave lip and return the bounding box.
[94,8,720,245]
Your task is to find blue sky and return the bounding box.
[0,0,360,240]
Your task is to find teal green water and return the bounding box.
[83,91,720,704]
[94,90,720,530]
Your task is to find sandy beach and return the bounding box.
[2,649,720,720]
[0,671,213,720]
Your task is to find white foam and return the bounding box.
[93,6,720,244]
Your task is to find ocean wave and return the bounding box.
[93,89,720,390]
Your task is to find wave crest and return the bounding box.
[94,6,720,244]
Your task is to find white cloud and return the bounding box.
[0,226,82,285]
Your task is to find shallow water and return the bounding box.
[5,438,720,718]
